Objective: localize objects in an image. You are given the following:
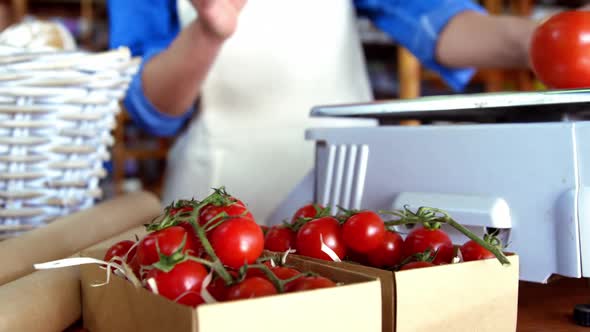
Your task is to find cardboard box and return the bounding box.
[80,249,382,332]
[291,254,519,332]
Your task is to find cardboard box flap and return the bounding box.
[286,255,380,284]
[81,248,383,332]
[81,257,195,332]
[288,254,395,332]
[196,280,380,331]
[394,255,519,332]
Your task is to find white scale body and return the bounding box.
[270,88,590,283]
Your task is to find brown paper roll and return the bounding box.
[0,268,80,332]
[0,191,161,285]
[0,226,149,332]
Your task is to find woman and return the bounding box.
[108,0,536,223]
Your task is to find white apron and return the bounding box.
[163,0,373,224]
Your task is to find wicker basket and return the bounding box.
[0,47,139,239]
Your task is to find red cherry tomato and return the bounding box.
[341,211,385,253]
[366,231,404,268]
[199,199,253,227]
[460,240,495,262]
[169,205,193,217]
[295,216,347,261]
[145,260,208,307]
[285,276,336,292]
[205,271,239,302]
[177,221,204,255]
[530,10,590,89]
[403,227,454,265]
[127,255,141,278]
[135,226,199,267]
[208,216,264,269]
[225,277,277,300]
[291,203,326,223]
[400,261,435,271]
[206,276,227,302]
[271,266,301,282]
[345,250,369,265]
[247,265,302,289]
[244,261,275,279]
[264,226,296,252]
[104,240,137,275]
[104,240,136,263]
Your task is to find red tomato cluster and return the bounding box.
[102,189,337,308]
[265,204,502,271]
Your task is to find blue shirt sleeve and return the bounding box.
[355,0,487,92]
[107,0,194,137]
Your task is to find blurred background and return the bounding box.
[0,0,586,200]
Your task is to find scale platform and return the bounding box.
[281,88,590,283]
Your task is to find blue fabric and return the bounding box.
[108,0,485,137]
[108,0,194,137]
[108,0,179,55]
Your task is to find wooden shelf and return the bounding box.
[111,108,173,197]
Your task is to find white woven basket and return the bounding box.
[0,47,139,239]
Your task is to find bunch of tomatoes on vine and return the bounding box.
[103,187,510,308]
[263,202,510,270]
[102,187,337,308]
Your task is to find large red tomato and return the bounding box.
[144,260,208,307]
[530,10,590,89]
[403,227,454,265]
[295,216,347,261]
[208,216,264,269]
[341,210,385,253]
[135,226,199,267]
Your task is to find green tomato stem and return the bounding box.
[247,263,283,292]
[246,264,308,293]
[439,215,510,265]
[192,220,234,285]
[185,256,215,268]
[382,206,510,266]
[383,219,418,227]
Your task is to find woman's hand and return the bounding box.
[192,0,247,42]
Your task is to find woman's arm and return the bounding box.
[141,22,224,117]
[141,0,246,117]
[436,11,536,69]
